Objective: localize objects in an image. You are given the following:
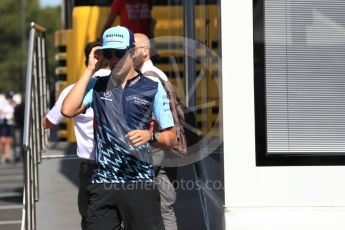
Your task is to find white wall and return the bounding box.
[222,0,345,229]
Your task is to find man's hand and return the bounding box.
[87,46,102,71]
[125,130,151,147]
[42,116,54,129]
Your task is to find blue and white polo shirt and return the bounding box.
[83,71,174,183]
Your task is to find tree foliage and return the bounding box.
[0,0,60,94]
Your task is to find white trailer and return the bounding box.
[223,1,345,229]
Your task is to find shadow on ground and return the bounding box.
[56,143,225,230]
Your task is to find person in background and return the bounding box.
[62,26,176,230]
[134,32,178,230]
[43,41,110,230]
[14,100,25,162]
[0,91,16,163]
[100,0,153,38]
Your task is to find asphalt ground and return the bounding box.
[34,142,224,230]
[0,162,24,230]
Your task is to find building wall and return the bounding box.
[222,0,345,229]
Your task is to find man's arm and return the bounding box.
[42,116,55,129]
[100,11,118,38]
[125,81,176,148]
[42,85,73,129]
[151,127,176,149]
[125,127,176,148]
[61,47,101,118]
[149,80,177,148]
[100,0,121,37]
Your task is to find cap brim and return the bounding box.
[101,44,129,50]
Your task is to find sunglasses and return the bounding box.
[102,49,129,59]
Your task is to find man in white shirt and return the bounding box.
[134,33,178,230]
[43,41,110,230]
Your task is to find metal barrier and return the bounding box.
[22,22,49,230]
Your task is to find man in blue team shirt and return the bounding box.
[62,26,176,230]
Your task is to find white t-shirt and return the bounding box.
[46,69,111,160]
[140,60,169,165]
[0,101,15,125]
[140,60,169,81]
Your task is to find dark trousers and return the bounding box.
[86,182,165,230]
[78,160,95,230]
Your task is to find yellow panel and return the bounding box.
[57,130,68,139]
[70,6,118,83]
[55,53,67,61]
[155,63,183,72]
[55,66,67,75]
[207,5,220,46]
[207,78,221,98]
[151,6,183,37]
[54,30,72,47]
[55,81,67,101]
[169,78,185,100]
[67,119,76,142]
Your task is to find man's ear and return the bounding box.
[143,47,150,58]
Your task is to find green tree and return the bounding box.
[36,5,61,84]
[0,0,25,93]
[0,0,60,94]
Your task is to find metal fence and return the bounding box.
[21,22,49,230]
